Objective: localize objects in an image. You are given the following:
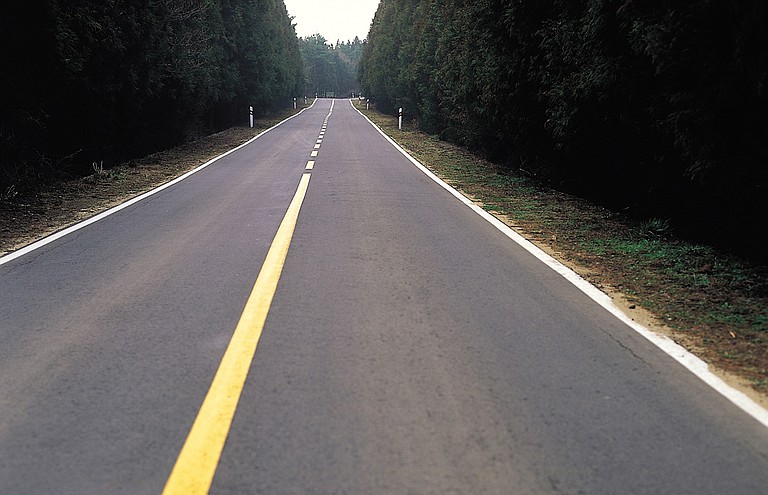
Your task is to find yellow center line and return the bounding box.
[162,173,312,495]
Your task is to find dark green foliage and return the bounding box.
[0,0,303,190]
[298,35,364,98]
[359,0,768,261]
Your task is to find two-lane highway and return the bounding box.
[1,99,768,494]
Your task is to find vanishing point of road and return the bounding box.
[1,99,767,494]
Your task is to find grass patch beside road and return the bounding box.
[355,100,768,398]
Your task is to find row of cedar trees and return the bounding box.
[359,0,768,261]
[1,0,303,189]
[298,35,364,98]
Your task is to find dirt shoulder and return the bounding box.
[1,110,300,257]
[2,102,767,408]
[355,101,768,408]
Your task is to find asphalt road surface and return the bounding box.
[1,99,767,494]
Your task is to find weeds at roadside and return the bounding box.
[355,100,768,394]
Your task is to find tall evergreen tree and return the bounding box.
[0,0,304,190]
[359,0,768,259]
[299,34,363,97]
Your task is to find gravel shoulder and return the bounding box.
[355,101,768,408]
[2,102,766,409]
[1,121,284,257]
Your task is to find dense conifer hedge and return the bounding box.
[298,35,364,98]
[359,0,767,260]
[1,0,303,189]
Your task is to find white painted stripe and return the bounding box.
[0,103,317,266]
[310,151,318,157]
[351,99,768,430]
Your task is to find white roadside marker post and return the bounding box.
[249,106,253,128]
[399,107,403,130]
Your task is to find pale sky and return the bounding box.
[283,0,381,44]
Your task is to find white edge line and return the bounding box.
[0,102,316,267]
[350,99,768,429]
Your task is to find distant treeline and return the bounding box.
[1,0,303,190]
[298,35,364,98]
[360,0,767,260]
